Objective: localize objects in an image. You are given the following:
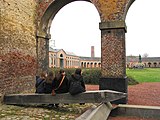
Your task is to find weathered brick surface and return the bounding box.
[37,38,49,75]
[0,0,37,93]
[37,0,54,21]
[37,0,129,22]
[101,29,126,78]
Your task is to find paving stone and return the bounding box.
[0,103,93,119]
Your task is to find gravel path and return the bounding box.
[86,82,160,106]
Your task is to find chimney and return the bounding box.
[91,46,95,58]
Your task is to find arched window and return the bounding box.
[60,54,63,58]
[148,62,151,67]
[153,62,157,67]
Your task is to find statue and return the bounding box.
[139,54,142,63]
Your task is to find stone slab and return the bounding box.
[76,103,112,120]
[3,90,127,105]
[111,104,160,119]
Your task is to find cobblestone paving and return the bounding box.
[0,88,96,120]
[0,103,95,120]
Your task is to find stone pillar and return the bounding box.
[36,34,50,76]
[99,21,128,104]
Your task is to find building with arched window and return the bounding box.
[126,56,160,68]
[49,47,101,68]
[49,47,160,68]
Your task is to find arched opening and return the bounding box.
[36,0,101,73]
[35,0,133,104]
[87,62,89,68]
[148,62,151,67]
[98,63,101,68]
[60,53,64,68]
[84,62,86,68]
[49,1,101,69]
[94,63,97,68]
[153,62,157,67]
[126,0,160,57]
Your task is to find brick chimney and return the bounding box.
[91,46,95,58]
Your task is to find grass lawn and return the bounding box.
[126,68,160,83]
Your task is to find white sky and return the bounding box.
[50,0,160,57]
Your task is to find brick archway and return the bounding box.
[36,0,135,104]
[36,0,101,74]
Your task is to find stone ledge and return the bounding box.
[3,90,127,105]
[111,104,160,119]
[99,21,127,32]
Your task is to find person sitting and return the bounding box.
[69,68,86,95]
[52,69,69,107]
[44,71,55,108]
[52,69,69,94]
[44,71,54,94]
[69,68,86,105]
[35,71,47,94]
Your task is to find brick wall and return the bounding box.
[0,0,133,94]
[0,0,38,94]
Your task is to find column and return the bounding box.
[99,21,128,104]
[36,34,50,76]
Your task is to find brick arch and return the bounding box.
[37,0,101,38]
[36,0,135,104]
[36,0,135,73]
[37,0,135,37]
[36,0,102,74]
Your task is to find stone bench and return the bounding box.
[2,90,127,105]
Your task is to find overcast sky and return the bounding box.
[50,0,160,57]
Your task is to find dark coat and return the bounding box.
[35,78,46,93]
[44,82,53,94]
[52,74,69,94]
[69,74,86,90]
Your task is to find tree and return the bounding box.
[143,53,149,58]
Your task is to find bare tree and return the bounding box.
[143,53,149,58]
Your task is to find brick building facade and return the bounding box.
[49,47,160,69]
[49,47,101,68]
[126,56,160,68]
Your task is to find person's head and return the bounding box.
[59,69,65,76]
[40,71,47,79]
[48,71,54,78]
[75,68,82,75]
[46,71,54,83]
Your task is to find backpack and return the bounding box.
[35,80,46,93]
[69,80,85,95]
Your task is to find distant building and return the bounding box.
[49,47,160,68]
[49,47,80,68]
[49,47,101,68]
[126,56,160,68]
[80,56,101,68]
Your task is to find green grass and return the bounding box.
[126,68,160,83]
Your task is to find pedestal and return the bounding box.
[99,77,128,104]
